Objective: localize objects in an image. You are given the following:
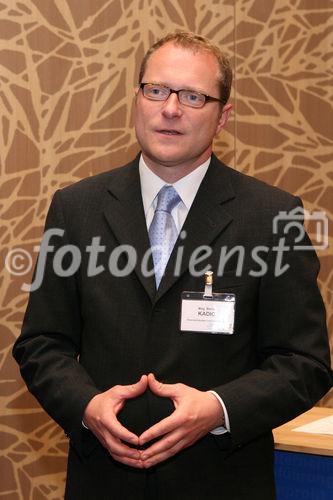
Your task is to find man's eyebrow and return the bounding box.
[148,81,209,94]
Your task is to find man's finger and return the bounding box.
[147,373,179,398]
[142,437,186,468]
[105,435,141,460]
[115,374,148,400]
[111,453,144,469]
[139,411,182,445]
[140,429,183,460]
[105,415,139,445]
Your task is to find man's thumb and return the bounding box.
[124,374,148,398]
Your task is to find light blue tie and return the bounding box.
[149,185,181,288]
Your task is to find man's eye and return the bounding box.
[188,93,199,101]
[147,86,167,96]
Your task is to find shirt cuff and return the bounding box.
[207,390,231,435]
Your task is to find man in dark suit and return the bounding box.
[13,32,332,499]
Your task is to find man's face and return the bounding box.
[134,43,231,180]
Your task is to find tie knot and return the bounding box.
[156,185,181,214]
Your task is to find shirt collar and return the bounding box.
[139,154,210,216]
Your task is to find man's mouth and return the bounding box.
[157,129,183,135]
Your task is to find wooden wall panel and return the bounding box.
[0,1,331,497]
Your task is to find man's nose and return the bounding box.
[161,92,183,118]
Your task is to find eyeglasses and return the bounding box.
[139,83,222,109]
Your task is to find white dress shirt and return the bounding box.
[139,155,230,435]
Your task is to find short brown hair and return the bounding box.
[138,31,233,105]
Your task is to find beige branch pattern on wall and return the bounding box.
[0,1,332,498]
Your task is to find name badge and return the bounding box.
[180,291,235,335]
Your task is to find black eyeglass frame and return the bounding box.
[139,82,223,107]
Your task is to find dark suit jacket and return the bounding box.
[13,154,332,500]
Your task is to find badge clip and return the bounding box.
[203,271,213,298]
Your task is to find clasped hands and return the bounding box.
[83,373,224,468]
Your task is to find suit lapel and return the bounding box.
[103,157,156,302]
[156,155,235,301]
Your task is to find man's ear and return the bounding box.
[216,103,232,134]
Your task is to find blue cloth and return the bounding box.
[148,185,181,287]
[275,450,333,500]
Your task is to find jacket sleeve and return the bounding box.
[213,197,332,448]
[12,189,101,456]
